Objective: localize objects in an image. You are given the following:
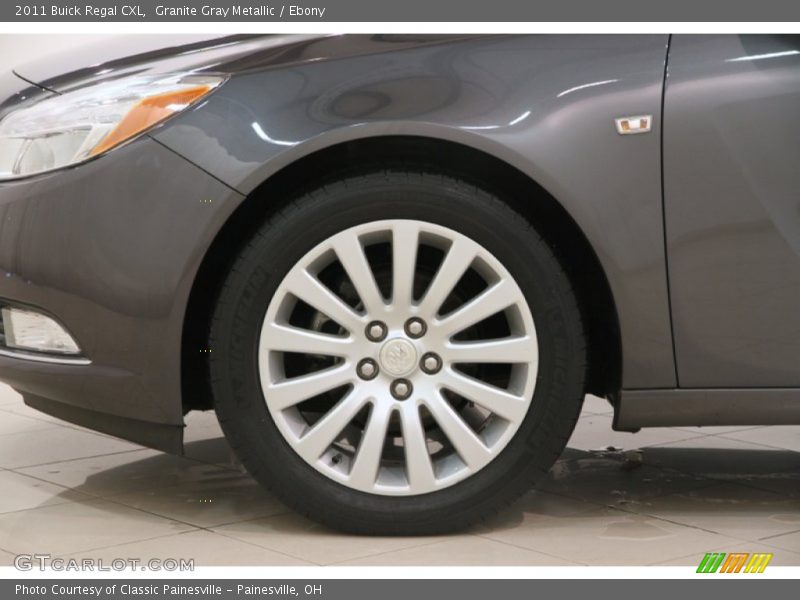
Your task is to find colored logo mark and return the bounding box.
[697,552,773,573]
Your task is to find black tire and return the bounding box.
[209,169,586,535]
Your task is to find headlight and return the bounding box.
[0,72,224,180]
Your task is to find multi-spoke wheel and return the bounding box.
[210,170,586,534]
[259,220,538,495]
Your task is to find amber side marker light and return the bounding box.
[90,84,214,156]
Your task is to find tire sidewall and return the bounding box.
[210,172,585,532]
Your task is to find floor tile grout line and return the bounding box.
[590,502,729,537]
[92,493,287,532]
[475,506,753,566]
[565,431,718,455]
[610,498,800,545]
[207,528,327,566]
[8,453,244,499]
[0,406,139,439]
[532,487,634,512]
[4,451,294,530]
[645,537,749,566]
[0,491,188,520]
[57,521,310,566]
[611,502,800,547]
[630,437,800,500]
[1,466,112,500]
[716,477,800,499]
[194,524,318,567]
[0,418,64,434]
[713,433,800,453]
[637,432,724,449]
[3,394,800,565]
[558,446,726,495]
[471,533,589,566]
[0,491,207,534]
[649,429,796,452]
[0,494,97,517]
[324,536,478,566]
[625,441,799,490]
[758,527,800,542]
[3,448,150,471]
[55,529,207,559]
[0,402,230,451]
[706,433,793,451]
[668,425,766,436]
[206,514,473,566]
[179,455,244,472]
[11,445,243,477]
[0,425,69,439]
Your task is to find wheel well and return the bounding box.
[181,136,622,412]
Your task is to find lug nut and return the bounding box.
[420,352,442,375]
[404,317,427,339]
[357,358,379,380]
[365,321,388,342]
[390,378,413,400]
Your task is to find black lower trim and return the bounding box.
[616,388,800,430]
[24,394,184,454]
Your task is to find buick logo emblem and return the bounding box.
[379,338,418,376]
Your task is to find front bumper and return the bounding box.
[0,126,242,452]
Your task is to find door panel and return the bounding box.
[664,35,800,387]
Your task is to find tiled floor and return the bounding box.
[1,385,799,566]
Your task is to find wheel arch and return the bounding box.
[180,135,622,413]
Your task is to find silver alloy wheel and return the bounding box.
[258,220,538,495]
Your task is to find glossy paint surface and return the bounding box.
[13,34,466,93]
[0,122,242,445]
[153,34,675,389]
[14,34,800,447]
[0,35,679,448]
[664,35,800,387]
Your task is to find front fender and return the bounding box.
[154,34,675,389]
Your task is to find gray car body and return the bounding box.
[0,34,797,453]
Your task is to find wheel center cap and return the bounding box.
[379,338,418,377]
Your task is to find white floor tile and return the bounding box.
[0,384,797,565]
[0,498,194,555]
[183,410,225,443]
[106,471,288,528]
[0,470,90,514]
[581,394,614,415]
[541,450,717,507]
[16,450,227,498]
[213,513,444,565]
[0,411,61,436]
[480,506,737,565]
[628,482,800,541]
[0,384,21,405]
[0,428,139,469]
[0,548,15,566]
[182,437,241,470]
[338,536,578,566]
[720,427,800,453]
[567,414,700,452]
[66,529,311,566]
[758,529,800,554]
[671,425,765,436]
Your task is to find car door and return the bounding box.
[664,34,800,387]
